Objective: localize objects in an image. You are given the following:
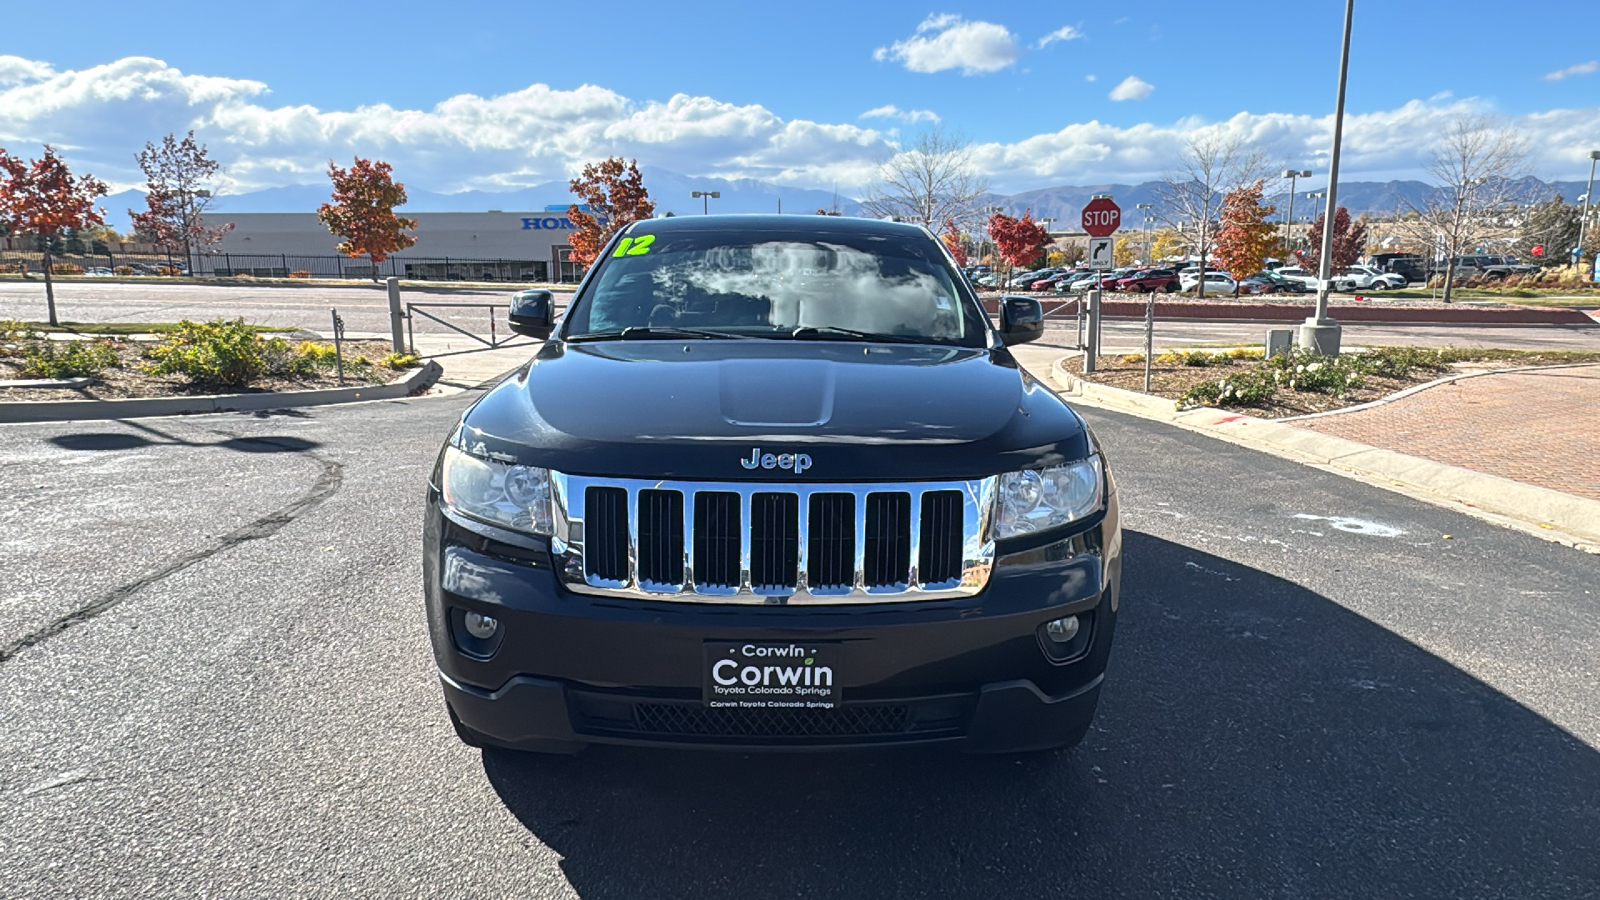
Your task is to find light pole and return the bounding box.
[1136,203,1153,264]
[691,190,720,215]
[1281,170,1310,262]
[1306,191,1326,231]
[1576,150,1600,278]
[1301,0,1353,354]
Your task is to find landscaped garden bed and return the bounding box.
[1072,346,1600,419]
[0,318,421,402]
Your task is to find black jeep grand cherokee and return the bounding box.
[424,215,1121,754]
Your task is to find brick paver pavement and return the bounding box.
[1294,365,1600,501]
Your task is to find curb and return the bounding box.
[1049,357,1600,552]
[984,297,1597,327]
[0,360,442,425]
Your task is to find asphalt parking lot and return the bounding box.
[1,382,1597,897]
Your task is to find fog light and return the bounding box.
[463,611,499,639]
[1044,615,1080,643]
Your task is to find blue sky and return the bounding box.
[2,0,1597,194]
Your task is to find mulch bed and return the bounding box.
[1072,356,1429,418]
[0,339,403,402]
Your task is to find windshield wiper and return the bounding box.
[567,326,755,343]
[790,325,919,343]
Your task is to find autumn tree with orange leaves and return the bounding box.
[1212,179,1278,294]
[567,158,655,269]
[316,158,417,281]
[940,219,968,266]
[0,145,108,325]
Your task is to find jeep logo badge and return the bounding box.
[741,448,812,475]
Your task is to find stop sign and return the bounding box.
[1081,197,1121,237]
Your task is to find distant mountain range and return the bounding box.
[993,176,1589,230]
[99,170,1589,234]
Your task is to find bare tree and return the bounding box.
[860,127,989,230]
[1391,115,1528,302]
[130,131,233,274]
[1153,133,1273,297]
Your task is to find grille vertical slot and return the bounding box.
[807,493,856,591]
[750,493,800,591]
[585,486,630,583]
[693,492,741,589]
[864,492,912,588]
[637,489,684,587]
[918,490,964,586]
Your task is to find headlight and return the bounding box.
[441,446,554,535]
[994,455,1104,539]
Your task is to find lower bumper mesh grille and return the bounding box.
[634,703,912,738]
[568,691,975,744]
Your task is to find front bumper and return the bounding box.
[424,491,1121,753]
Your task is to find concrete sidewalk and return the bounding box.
[1050,357,1600,553]
[408,333,537,391]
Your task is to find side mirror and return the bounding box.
[508,289,554,339]
[998,295,1044,346]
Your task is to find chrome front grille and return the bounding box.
[550,474,997,604]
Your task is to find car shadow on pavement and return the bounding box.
[48,430,320,454]
[480,530,1600,899]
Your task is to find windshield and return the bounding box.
[562,225,987,346]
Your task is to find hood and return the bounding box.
[456,340,1091,482]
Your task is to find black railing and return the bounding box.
[0,250,576,283]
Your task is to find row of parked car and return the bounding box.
[965,261,1414,296]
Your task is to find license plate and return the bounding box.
[703,641,840,709]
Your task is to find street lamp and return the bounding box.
[1301,0,1353,355]
[1136,203,1154,263]
[691,190,720,215]
[1576,150,1600,277]
[1281,170,1311,259]
[1306,191,1326,228]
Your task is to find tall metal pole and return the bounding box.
[1576,152,1599,277]
[1301,0,1353,356]
[1283,183,1298,261]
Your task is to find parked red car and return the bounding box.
[1114,268,1181,293]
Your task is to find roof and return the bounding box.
[622,213,929,238]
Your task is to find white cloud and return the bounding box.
[1085,74,1097,83]
[1542,61,1598,81]
[859,105,941,124]
[874,15,1022,75]
[0,55,54,87]
[5,56,1600,198]
[1037,25,1084,48]
[1109,75,1154,101]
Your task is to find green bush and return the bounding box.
[1354,346,1455,379]
[1178,369,1277,410]
[1263,349,1365,396]
[143,318,274,389]
[1,318,40,343]
[382,352,421,369]
[21,339,120,379]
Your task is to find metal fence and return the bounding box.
[0,250,577,283]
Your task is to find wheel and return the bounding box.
[1162,282,1177,293]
